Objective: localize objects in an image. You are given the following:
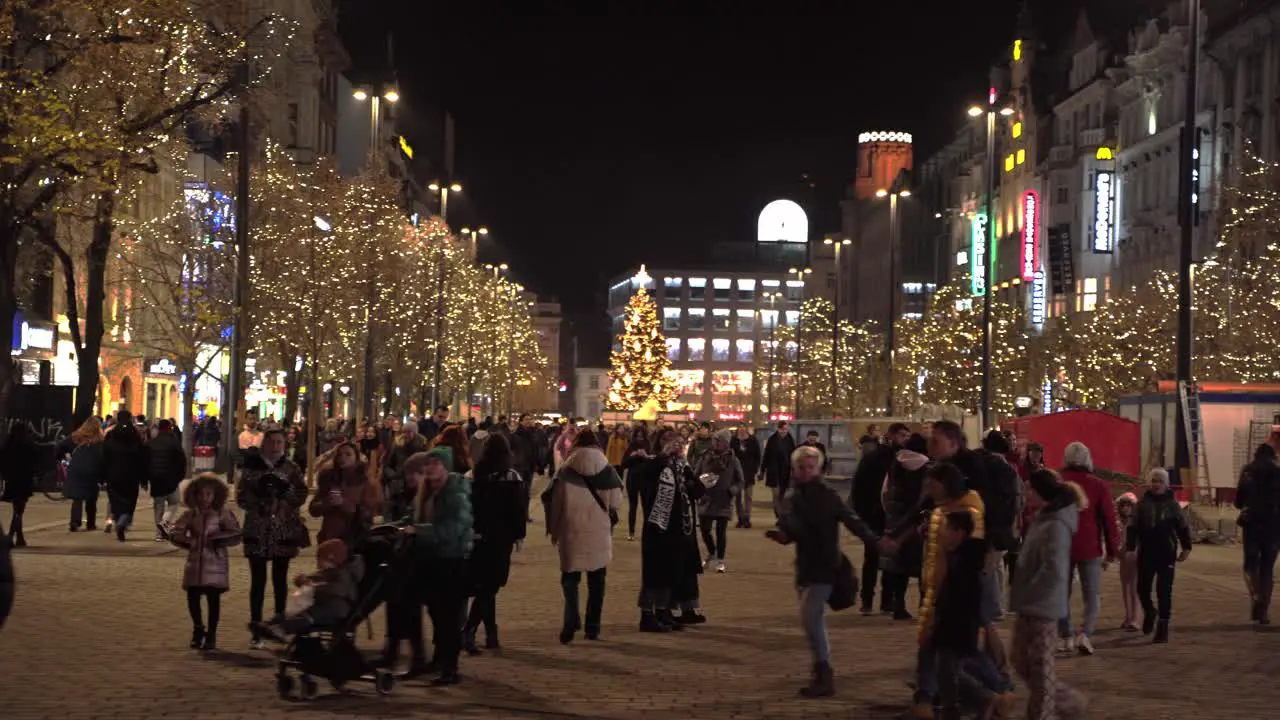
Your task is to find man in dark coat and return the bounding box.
[1236,443,1280,624]
[762,421,796,519]
[417,405,450,443]
[147,419,187,541]
[730,426,762,529]
[103,411,150,542]
[632,428,706,631]
[511,415,546,519]
[851,422,909,614]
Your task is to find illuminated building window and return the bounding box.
[784,310,800,327]
[737,278,756,300]
[736,309,755,332]
[956,250,968,266]
[761,309,779,329]
[1082,277,1099,312]
[784,281,804,301]
[712,308,731,330]
[785,340,798,361]
[735,339,754,362]
[1012,122,1022,139]
[689,277,706,300]
[666,338,681,361]
[902,283,924,294]
[688,308,706,330]
[761,278,781,288]
[711,338,730,362]
[687,338,705,361]
[1005,154,1015,172]
[663,307,681,331]
[713,278,731,301]
[664,276,683,289]
[1016,148,1025,165]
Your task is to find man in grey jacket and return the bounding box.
[1009,469,1087,720]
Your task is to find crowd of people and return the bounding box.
[3,407,1280,718]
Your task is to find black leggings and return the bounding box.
[466,591,498,638]
[8,498,27,539]
[248,557,291,629]
[627,473,642,537]
[1244,528,1280,591]
[700,517,728,560]
[187,587,222,633]
[1138,557,1176,622]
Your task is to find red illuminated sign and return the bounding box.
[717,412,745,421]
[1020,190,1040,281]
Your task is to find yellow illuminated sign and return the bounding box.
[399,136,414,159]
[1096,147,1113,160]
[1013,39,1022,62]
[1012,122,1022,138]
[1004,154,1015,172]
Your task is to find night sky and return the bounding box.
[340,1,1073,328]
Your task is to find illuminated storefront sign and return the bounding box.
[145,357,179,376]
[1093,171,1114,252]
[970,213,988,296]
[1042,379,1053,415]
[1030,271,1046,326]
[1020,190,1039,281]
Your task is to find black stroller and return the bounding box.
[274,524,414,700]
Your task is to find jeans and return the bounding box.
[1138,556,1176,622]
[70,497,98,529]
[1057,557,1102,637]
[248,557,291,635]
[562,568,607,636]
[700,517,729,561]
[986,548,1007,616]
[153,490,180,528]
[861,540,883,609]
[734,483,754,525]
[7,498,26,540]
[1244,527,1280,592]
[799,583,833,664]
[626,472,642,537]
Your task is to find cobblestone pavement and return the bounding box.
[2,483,1276,720]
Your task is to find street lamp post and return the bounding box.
[352,86,400,158]
[763,291,782,422]
[428,182,463,226]
[460,225,489,261]
[483,263,509,415]
[875,184,911,416]
[1175,0,1201,491]
[787,267,811,417]
[968,93,1014,429]
[822,237,851,411]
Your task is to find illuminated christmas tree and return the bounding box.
[607,267,676,411]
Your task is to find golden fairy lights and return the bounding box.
[607,285,676,411]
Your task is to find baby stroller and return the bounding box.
[274,524,414,700]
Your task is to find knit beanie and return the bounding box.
[316,539,349,567]
[426,445,453,469]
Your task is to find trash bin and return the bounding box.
[193,445,216,472]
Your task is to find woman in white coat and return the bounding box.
[546,431,624,644]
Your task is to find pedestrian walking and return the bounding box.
[432,424,473,474]
[0,423,39,548]
[1056,442,1119,655]
[686,422,714,469]
[730,425,761,529]
[881,433,929,621]
[605,424,629,473]
[766,444,886,698]
[631,428,705,632]
[103,411,149,543]
[404,446,473,686]
[1236,443,1280,624]
[64,418,106,532]
[380,450,429,677]
[1115,492,1140,630]
[236,428,310,649]
[468,425,491,472]
[309,442,380,545]
[1127,468,1192,643]
[622,427,653,540]
[169,473,241,651]
[977,431,1025,621]
[762,420,796,519]
[694,430,743,573]
[148,419,188,541]
[383,423,429,491]
[1010,469,1088,720]
[851,423,905,615]
[929,511,989,720]
[464,432,527,653]
[545,432,623,644]
[416,405,450,444]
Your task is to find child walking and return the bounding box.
[1126,468,1192,643]
[169,473,242,651]
[1116,492,1141,631]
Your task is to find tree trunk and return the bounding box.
[284,352,302,424]
[73,191,115,425]
[0,219,19,420]
[306,364,319,488]
[182,366,198,464]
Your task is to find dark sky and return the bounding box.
[340,2,1035,318]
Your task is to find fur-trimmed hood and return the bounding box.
[896,449,930,472]
[556,447,623,490]
[181,473,230,511]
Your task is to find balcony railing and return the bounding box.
[1079,127,1107,147]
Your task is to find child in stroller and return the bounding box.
[254,539,364,641]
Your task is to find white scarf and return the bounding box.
[647,458,692,534]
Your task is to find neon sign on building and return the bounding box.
[1030,271,1046,327]
[970,213,988,297]
[1094,171,1114,253]
[1020,190,1039,281]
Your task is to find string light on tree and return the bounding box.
[607,265,676,411]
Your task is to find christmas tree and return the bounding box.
[607,267,676,411]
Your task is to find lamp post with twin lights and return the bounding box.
[822,236,851,409]
[429,182,462,226]
[875,179,910,416]
[352,86,399,153]
[967,91,1014,428]
[786,266,811,417]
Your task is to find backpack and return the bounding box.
[980,452,1023,551]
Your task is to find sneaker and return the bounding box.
[154,532,166,543]
[249,638,267,651]
[1076,634,1095,656]
[103,521,113,533]
[716,561,726,573]
[1056,637,1075,655]
[626,535,635,541]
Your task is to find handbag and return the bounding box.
[827,553,860,611]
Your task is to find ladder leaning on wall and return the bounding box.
[1178,380,1213,503]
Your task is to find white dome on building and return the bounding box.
[756,199,808,244]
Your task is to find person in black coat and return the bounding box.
[730,426,762,529]
[930,511,988,719]
[0,516,12,630]
[632,427,706,631]
[148,419,187,540]
[0,423,39,548]
[1237,443,1280,624]
[881,433,929,620]
[762,421,796,519]
[103,411,150,542]
[621,428,653,539]
[463,432,528,653]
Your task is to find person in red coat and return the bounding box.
[1057,441,1120,656]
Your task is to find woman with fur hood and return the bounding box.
[880,433,930,621]
[545,432,623,644]
[169,473,242,651]
[1010,469,1088,720]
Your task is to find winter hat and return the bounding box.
[316,539,350,567]
[426,445,454,469]
[714,429,733,444]
[1116,492,1138,506]
[1028,468,1064,503]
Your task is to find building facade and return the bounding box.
[573,367,609,420]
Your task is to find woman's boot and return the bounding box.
[798,662,834,698]
[190,625,205,649]
[1152,620,1170,644]
[462,626,482,656]
[484,625,500,650]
